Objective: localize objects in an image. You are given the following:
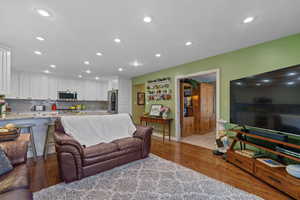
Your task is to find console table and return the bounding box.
[140,116,172,143]
[227,130,300,199]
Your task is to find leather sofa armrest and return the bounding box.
[55,142,83,182]
[54,131,83,155]
[0,141,28,166]
[134,125,153,158]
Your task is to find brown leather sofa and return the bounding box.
[54,120,152,183]
[0,140,32,200]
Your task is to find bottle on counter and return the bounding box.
[1,102,7,119]
[51,103,57,111]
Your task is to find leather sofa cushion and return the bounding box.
[0,189,33,200]
[83,143,118,158]
[0,165,29,194]
[83,148,140,166]
[112,137,142,151]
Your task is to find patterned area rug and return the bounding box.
[34,155,262,200]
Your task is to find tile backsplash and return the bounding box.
[6,99,108,113]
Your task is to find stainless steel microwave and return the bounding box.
[57,91,77,101]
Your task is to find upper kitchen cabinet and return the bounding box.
[6,71,19,98]
[108,77,119,90]
[19,71,31,99]
[0,46,11,95]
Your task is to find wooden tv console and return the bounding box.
[227,130,300,199]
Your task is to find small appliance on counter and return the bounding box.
[58,90,78,101]
[32,105,46,111]
[108,90,118,113]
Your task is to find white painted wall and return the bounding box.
[118,77,132,114]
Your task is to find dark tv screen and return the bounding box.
[230,64,300,136]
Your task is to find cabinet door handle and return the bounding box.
[268,176,281,184]
[235,159,243,164]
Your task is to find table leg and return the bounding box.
[29,127,37,161]
[163,123,165,143]
[169,122,171,141]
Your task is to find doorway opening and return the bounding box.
[176,70,219,149]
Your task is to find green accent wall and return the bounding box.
[132,33,300,137]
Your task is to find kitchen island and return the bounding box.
[0,110,110,158]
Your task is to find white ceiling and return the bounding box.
[1,0,300,79]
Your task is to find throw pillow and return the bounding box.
[0,147,13,176]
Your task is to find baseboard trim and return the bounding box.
[152,132,177,141]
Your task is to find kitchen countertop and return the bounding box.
[0,110,110,121]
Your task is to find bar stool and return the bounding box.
[43,121,55,160]
[15,123,37,161]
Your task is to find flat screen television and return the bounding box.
[230,64,300,136]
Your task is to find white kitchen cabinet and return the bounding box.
[19,72,31,99]
[6,72,19,98]
[84,81,98,101]
[108,78,118,90]
[97,81,108,101]
[30,74,48,99]
[48,76,58,100]
[0,47,11,95]
[8,70,116,101]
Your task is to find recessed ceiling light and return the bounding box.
[84,61,90,65]
[130,60,143,67]
[287,81,295,85]
[256,83,262,86]
[78,75,83,78]
[288,72,297,76]
[96,52,102,56]
[85,69,91,74]
[43,70,50,74]
[50,64,56,68]
[34,51,42,55]
[118,67,123,72]
[185,41,192,46]
[114,38,121,43]
[262,79,270,83]
[36,9,51,17]
[36,36,45,41]
[155,53,161,57]
[143,16,152,23]
[243,16,255,24]
[95,77,100,80]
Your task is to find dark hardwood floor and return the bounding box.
[28,137,291,200]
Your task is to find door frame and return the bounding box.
[174,68,220,141]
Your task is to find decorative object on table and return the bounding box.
[213,129,230,155]
[256,158,285,168]
[0,147,13,176]
[286,164,300,178]
[137,92,145,105]
[149,104,162,117]
[0,123,19,142]
[160,106,170,119]
[147,77,172,101]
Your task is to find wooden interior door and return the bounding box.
[132,84,145,124]
[199,83,215,133]
[180,82,195,137]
